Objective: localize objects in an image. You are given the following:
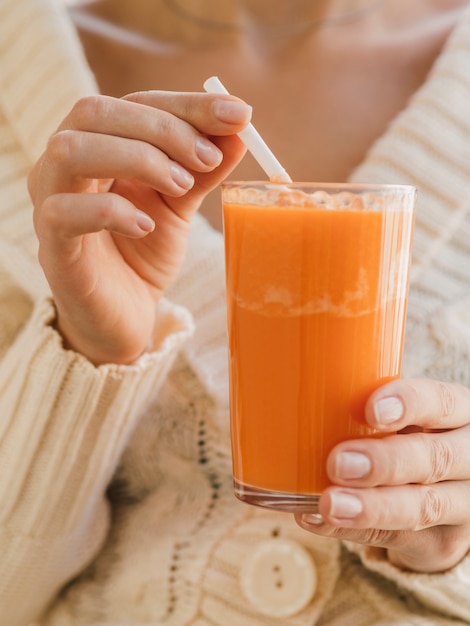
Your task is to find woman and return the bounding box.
[2,0,470,624]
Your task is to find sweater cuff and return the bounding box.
[344,543,470,621]
[0,295,193,536]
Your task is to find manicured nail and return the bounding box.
[301,513,324,525]
[212,99,252,124]
[195,136,223,167]
[169,161,194,190]
[135,209,155,233]
[329,492,363,519]
[373,396,404,426]
[336,452,371,479]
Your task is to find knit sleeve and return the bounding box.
[0,294,193,626]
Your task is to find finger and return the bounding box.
[327,425,470,487]
[30,92,251,212]
[295,512,470,573]
[122,90,253,134]
[36,191,154,247]
[365,377,470,431]
[63,92,252,143]
[305,481,470,531]
[61,95,228,172]
[160,133,247,219]
[40,129,195,200]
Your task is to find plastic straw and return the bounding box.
[203,76,292,183]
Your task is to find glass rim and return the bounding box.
[221,180,417,194]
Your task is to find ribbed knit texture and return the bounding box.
[0,4,194,624]
[2,1,470,625]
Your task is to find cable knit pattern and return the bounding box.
[1,1,470,625]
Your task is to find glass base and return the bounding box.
[234,479,321,514]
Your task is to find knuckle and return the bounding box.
[426,436,455,483]
[47,130,81,165]
[418,487,447,528]
[154,110,179,141]
[361,528,396,546]
[152,111,197,158]
[329,526,397,547]
[436,381,456,422]
[36,195,63,236]
[70,95,112,128]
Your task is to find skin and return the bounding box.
[70,0,469,229]
[29,92,250,363]
[28,0,470,574]
[296,378,470,572]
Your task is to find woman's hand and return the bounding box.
[296,378,470,573]
[28,91,251,364]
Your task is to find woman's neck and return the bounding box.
[77,0,386,42]
[165,0,332,30]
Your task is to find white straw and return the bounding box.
[203,76,292,183]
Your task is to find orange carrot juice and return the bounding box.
[222,182,416,512]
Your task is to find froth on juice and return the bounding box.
[222,182,416,512]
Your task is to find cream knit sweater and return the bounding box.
[2,1,470,625]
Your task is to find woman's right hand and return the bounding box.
[28,91,251,365]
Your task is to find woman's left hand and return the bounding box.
[296,377,470,573]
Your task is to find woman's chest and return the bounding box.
[89,23,448,173]
[76,4,464,227]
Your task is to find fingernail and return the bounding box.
[374,396,404,426]
[301,513,324,525]
[336,452,371,479]
[135,209,155,233]
[329,492,363,519]
[212,99,252,124]
[169,161,194,190]
[195,136,223,167]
